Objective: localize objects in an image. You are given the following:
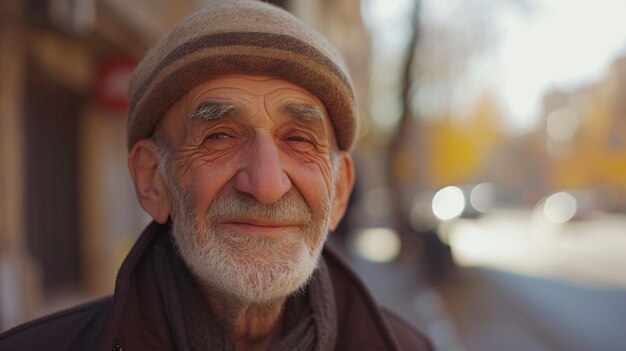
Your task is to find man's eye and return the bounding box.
[206,132,230,140]
[287,136,310,143]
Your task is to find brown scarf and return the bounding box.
[151,234,337,351]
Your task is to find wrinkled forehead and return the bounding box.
[188,75,326,106]
[162,75,337,143]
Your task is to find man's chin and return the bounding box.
[208,263,318,305]
[182,237,321,304]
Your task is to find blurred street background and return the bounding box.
[2,0,626,350]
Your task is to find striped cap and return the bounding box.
[127,0,358,151]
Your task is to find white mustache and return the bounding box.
[206,188,313,225]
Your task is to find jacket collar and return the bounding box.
[96,221,403,351]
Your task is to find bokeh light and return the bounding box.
[432,186,466,221]
[543,192,578,224]
[352,228,402,262]
[546,107,581,141]
[469,182,496,213]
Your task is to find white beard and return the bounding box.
[168,185,330,305]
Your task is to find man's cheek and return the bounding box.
[310,157,336,197]
[187,166,236,211]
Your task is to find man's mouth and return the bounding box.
[219,218,301,237]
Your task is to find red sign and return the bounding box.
[94,57,136,113]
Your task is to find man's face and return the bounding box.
[157,75,342,304]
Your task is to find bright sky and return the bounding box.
[363,0,626,133]
[496,0,626,132]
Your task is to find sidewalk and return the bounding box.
[335,240,465,351]
[438,266,626,351]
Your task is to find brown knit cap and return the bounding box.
[127,0,358,151]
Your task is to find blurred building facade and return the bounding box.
[406,53,626,210]
[0,0,203,331]
[0,0,370,331]
[542,56,626,199]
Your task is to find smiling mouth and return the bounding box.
[219,218,301,237]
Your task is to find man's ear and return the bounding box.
[329,153,355,231]
[128,139,171,224]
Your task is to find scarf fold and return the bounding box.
[151,234,337,351]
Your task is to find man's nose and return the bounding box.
[234,134,292,204]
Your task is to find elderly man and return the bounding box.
[0,1,433,350]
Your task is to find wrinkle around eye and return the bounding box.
[172,143,233,178]
[286,146,332,171]
[198,124,246,145]
[293,140,331,156]
[282,128,330,153]
[293,154,335,197]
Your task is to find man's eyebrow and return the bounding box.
[190,102,240,122]
[281,102,325,123]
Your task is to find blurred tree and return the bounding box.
[428,94,504,188]
[385,0,421,243]
[382,0,535,255]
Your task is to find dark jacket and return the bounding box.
[0,222,433,351]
